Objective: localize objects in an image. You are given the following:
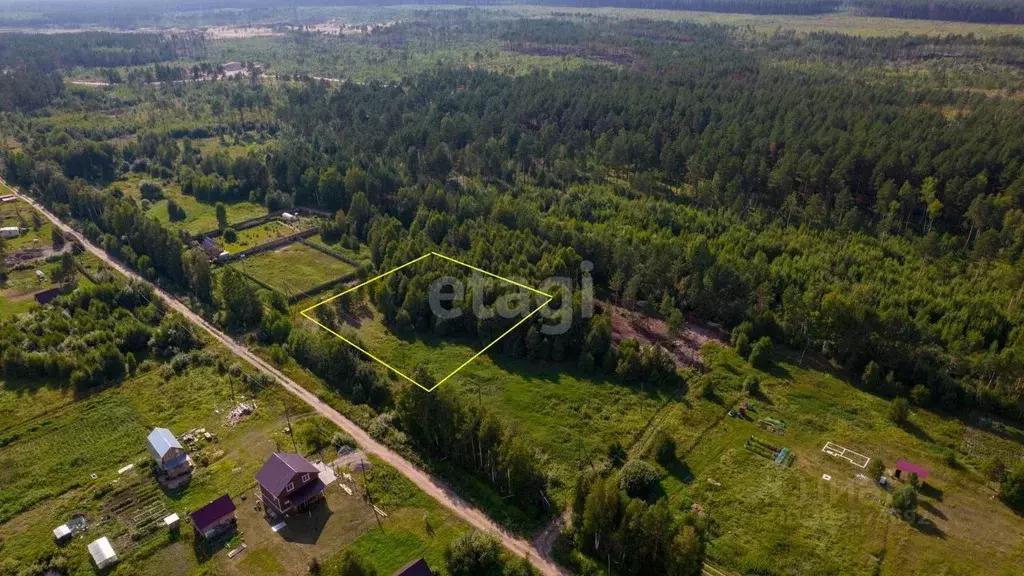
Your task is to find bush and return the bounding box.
[652,430,676,465]
[982,456,1006,483]
[889,397,910,426]
[1000,462,1024,513]
[910,384,931,406]
[331,431,355,451]
[732,332,750,358]
[618,459,661,499]
[223,227,237,243]
[891,484,918,519]
[444,531,503,576]
[748,336,773,368]
[167,199,186,222]
[743,375,760,395]
[607,442,627,467]
[139,180,163,200]
[864,459,883,482]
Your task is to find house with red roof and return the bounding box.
[255,452,326,517]
[191,494,236,539]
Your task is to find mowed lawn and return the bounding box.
[655,345,1024,576]
[235,243,356,296]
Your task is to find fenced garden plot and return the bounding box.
[744,435,795,467]
[233,242,357,299]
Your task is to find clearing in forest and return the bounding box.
[301,251,552,392]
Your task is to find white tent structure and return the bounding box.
[87,537,118,569]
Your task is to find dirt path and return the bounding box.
[1,178,568,576]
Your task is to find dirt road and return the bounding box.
[1,179,568,576]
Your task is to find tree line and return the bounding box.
[851,0,1024,24]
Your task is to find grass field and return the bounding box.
[234,242,356,297]
[652,345,1024,576]
[489,5,1024,38]
[302,294,1024,572]
[0,342,470,575]
[111,174,267,236]
[0,198,53,253]
[328,308,673,506]
[219,220,294,252]
[305,234,373,267]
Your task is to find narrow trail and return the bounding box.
[1,178,568,576]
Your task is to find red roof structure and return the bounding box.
[894,460,929,481]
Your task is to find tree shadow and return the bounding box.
[919,500,947,520]
[919,483,944,502]
[664,459,694,485]
[191,523,235,563]
[901,421,934,444]
[765,362,792,381]
[913,516,946,539]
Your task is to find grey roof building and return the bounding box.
[147,428,193,486]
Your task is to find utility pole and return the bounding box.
[284,406,298,452]
[361,459,384,533]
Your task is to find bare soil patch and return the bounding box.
[604,301,725,368]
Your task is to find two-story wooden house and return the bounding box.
[146,427,193,488]
[255,452,326,517]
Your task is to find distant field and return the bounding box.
[235,242,356,296]
[111,174,267,235]
[494,5,1024,37]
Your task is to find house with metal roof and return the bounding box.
[147,428,193,488]
[255,452,326,517]
[191,494,236,539]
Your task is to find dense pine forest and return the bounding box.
[2,8,1024,575]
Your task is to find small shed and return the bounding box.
[192,494,236,539]
[0,226,21,239]
[0,194,16,202]
[394,558,433,576]
[894,460,929,483]
[281,212,297,222]
[52,523,72,544]
[163,513,180,532]
[87,537,118,569]
[201,237,222,260]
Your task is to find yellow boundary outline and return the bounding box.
[300,251,553,392]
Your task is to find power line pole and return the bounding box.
[284,406,298,453]
[361,458,384,533]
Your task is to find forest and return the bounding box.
[2,16,1023,418]
[2,9,1024,574]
